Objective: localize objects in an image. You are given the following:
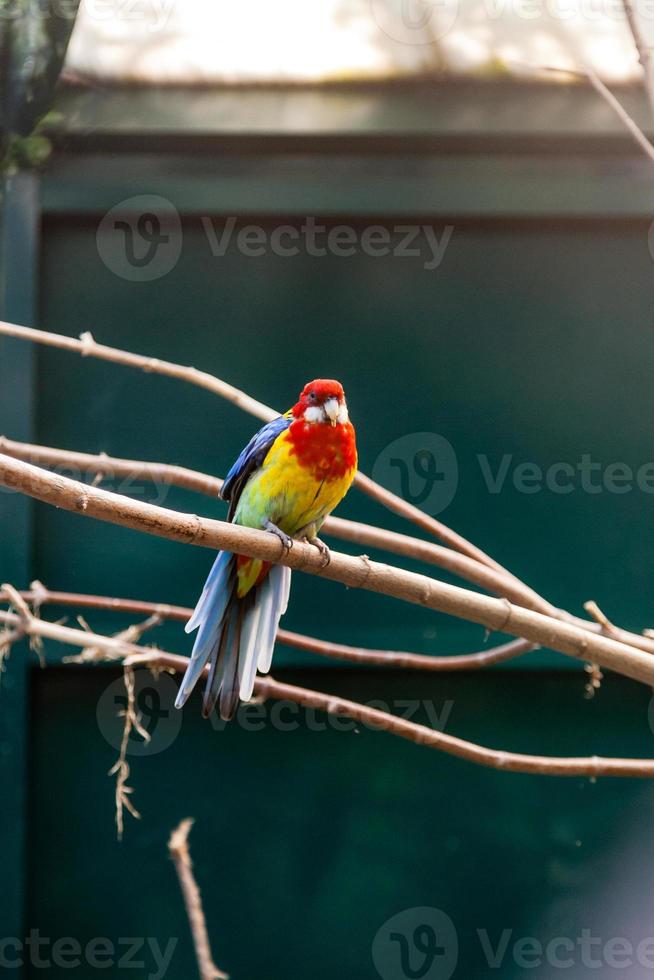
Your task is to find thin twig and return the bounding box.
[2,585,535,671]
[108,665,147,840]
[168,819,228,980]
[584,600,614,632]
[622,0,654,117]
[542,64,654,165]
[2,603,653,778]
[3,454,654,688]
[585,66,654,163]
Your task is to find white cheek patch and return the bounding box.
[338,400,349,424]
[304,406,324,423]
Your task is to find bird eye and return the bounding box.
[308,391,317,401]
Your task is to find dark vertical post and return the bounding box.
[0,172,39,945]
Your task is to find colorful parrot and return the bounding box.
[175,379,357,720]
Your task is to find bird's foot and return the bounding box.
[301,535,331,567]
[264,520,293,555]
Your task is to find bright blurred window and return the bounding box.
[66,0,644,85]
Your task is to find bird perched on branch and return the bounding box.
[175,379,357,720]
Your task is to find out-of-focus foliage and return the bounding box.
[1,0,80,174]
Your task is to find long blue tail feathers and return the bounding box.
[175,551,291,720]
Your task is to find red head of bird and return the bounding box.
[292,378,348,427]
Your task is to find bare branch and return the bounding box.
[168,819,228,980]
[3,585,534,671]
[2,456,654,689]
[3,604,654,778]
[266,629,533,670]
[0,322,274,421]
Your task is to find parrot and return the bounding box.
[174,379,357,720]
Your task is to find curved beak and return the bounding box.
[324,397,340,426]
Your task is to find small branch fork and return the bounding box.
[1,603,653,778]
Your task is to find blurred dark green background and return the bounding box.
[3,80,654,978]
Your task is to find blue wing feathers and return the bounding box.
[221,415,291,504]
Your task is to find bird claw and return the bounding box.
[264,520,293,555]
[302,535,331,567]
